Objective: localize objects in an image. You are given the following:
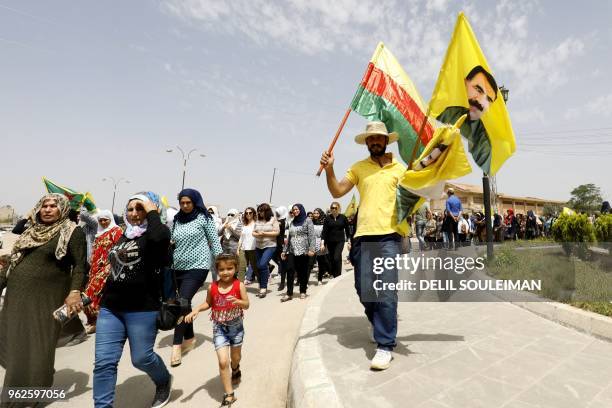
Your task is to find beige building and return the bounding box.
[0,205,17,224]
[429,182,566,216]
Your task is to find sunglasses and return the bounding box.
[331,207,338,210]
[245,211,253,214]
[228,213,236,217]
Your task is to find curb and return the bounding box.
[471,268,612,342]
[511,300,612,342]
[287,272,349,408]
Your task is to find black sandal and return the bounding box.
[220,392,236,406]
[231,364,241,382]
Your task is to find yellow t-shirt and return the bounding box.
[345,154,406,238]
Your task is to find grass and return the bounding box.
[485,241,612,317]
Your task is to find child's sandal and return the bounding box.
[220,392,236,406]
[231,364,242,382]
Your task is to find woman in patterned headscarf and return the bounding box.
[93,191,173,408]
[83,210,123,334]
[0,193,87,396]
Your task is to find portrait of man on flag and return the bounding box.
[436,65,498,174]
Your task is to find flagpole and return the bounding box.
[407,108,431,170]
[316,108,352,177]
[316,44,384,177]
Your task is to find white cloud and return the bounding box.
[162,0,588,101]
[564,92,612,119]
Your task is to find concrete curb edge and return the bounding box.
[287,272,350,408]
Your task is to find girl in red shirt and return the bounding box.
[185,254,249,407]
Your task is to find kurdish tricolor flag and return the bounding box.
[43,177,96,211]
[351,42,435,164]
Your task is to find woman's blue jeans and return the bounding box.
[255,247,276,289]
[93,308,170,408]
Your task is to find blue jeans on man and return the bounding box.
[93,308,170,408]
[352,234,400,351]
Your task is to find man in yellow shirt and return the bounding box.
[320,121,405,370]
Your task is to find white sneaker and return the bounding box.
[370,349,393,370]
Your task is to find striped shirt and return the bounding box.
[254,218,280,249]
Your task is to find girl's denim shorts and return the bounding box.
[213,318,244,349]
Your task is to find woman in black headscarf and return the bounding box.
[169,188,222,367]
[281,204,315,301]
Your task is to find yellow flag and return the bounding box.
[562,207,576,216]
[429,12,515,176]
[344,193,358,218]
[161,195,170,209]
[400,114,472,196]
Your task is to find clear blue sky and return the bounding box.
[1,0,610,215]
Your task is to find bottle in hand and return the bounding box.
[52,294,91,325]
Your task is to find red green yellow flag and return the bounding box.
[43,177,96,211]
[351,42,435,164]
[429,12,516,176]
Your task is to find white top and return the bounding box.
[240,223,256,251]
[458,218,470,235]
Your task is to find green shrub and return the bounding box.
[594,214,612,243]
[551,213,595,259]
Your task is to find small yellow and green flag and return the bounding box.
[344,193,358,218]
[396,115,472,222]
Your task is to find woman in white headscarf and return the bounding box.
[221,208,242,254]
[83,209,123,333]
[207,206,224,235]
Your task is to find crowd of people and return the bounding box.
[0,187,355,407]
[4,119,604,407]
[411,189,607,251]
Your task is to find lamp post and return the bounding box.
[102,177,130,214]
[166,146,206,190]
[483,85,509,261]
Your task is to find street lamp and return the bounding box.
[166,146,206,190]
[483,86,509,261]
[102,177,130,214]
[500,86,509,103]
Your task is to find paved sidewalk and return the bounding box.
[0,269,324,407]
[298,270,612,408]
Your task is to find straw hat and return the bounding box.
[354,121,398,145]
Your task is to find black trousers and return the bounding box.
[286,254,310,296]
[173,269,207,345]
[445,216,459,249]
[326,241,344,278]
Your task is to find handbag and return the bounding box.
[157,268,191,331]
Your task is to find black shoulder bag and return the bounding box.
[157,268,191,330]
[157,223,190,330]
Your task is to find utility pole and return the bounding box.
[269,167,277,203]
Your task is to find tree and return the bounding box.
[542,203,563,217]
[568,184,603,214]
